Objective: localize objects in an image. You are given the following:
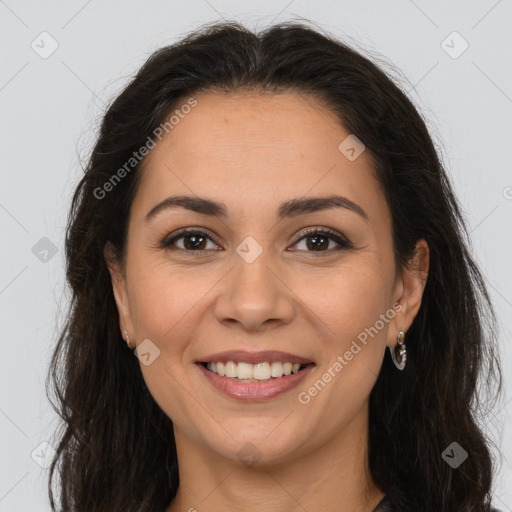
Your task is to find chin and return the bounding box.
[199,422,309,466]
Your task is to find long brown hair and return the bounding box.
[46,20,503,512]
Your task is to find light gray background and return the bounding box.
[0,1,511,510]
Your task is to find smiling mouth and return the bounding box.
[198,361,315,382]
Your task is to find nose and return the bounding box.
[213,249,295,332]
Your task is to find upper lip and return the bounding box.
[197,350,314,365]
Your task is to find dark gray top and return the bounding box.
[372,496,393,511]
[371,495,502,512]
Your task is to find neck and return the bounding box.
[166,402,385,512]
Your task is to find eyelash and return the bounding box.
[159,227,353,255]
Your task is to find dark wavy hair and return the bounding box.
[46,19,503,512]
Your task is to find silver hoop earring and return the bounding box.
[389,329,406,370]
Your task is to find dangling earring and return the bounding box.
[389,329,406,370]
[123,329,133,350]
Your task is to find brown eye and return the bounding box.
[161,230,219,251]
[291,229,352,253]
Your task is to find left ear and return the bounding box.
[387,238,430,347]
[104,241,135,340]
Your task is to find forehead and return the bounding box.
[132,90,386,221]
[146,90,353,168]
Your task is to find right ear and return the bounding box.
[104,241,135,337]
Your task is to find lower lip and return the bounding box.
[197,363,315,401]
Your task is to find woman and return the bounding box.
[46,20,504,512]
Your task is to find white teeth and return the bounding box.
[253,362,271,380]
[270,361,282,377]
[216,361,226,377]
[205,360,306,380]
[225,361,237,378]
[237,362,254,379]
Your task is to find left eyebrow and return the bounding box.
[277,195,369,222]
[145,194,369,223]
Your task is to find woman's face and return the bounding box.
[106,90,428,465]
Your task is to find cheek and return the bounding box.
[294,274,390,432]
[292,260,391,345]
[294,264,392,418]
[126,259,189,345]
[128,264,212,427]
[294,262,391,400]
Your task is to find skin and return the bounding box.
[105,90,429,512]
